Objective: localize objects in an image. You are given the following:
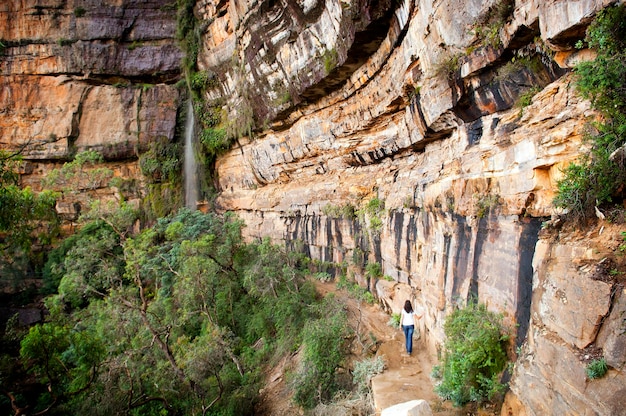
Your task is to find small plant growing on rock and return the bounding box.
[473,193,501,218]
[322,48,339,75]
[73,7,86,17]
[365,262,383,280]
[434,52,464,81]
[322,203,357,219]
[471,0,515,48]
[359,197,385,234]
[352,356,385,393]
[388,313,401,327]
[586,358,608,379]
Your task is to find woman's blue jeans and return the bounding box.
[402,324,414,354]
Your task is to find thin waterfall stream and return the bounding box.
[184,100,199,210]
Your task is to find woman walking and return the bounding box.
[399,300,421,355]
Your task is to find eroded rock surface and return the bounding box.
[2,0,626,414]
[0,0,183,211]
[202,0,626,414]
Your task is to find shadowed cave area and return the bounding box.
[299,11,393,103]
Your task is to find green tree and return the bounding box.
[0,150,59,287]
[22,208,327,415]
[43,150,113,193]
[293,294,350,409]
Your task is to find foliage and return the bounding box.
[433,302,509,407]
[322,203,357,219]
[139,136,182,184]
[337,277,376,305]
[515,86,542,112]
[42,219,125,297]
[176,0,200,80]
[586,358,608,379]
[21,209,331,415]
[357,197,386,236]
[472,0,514,48]
[43,150,113,193]
[434,52,464,81]
[293,295,350,409]
[365,262,382,280]
[190,70,217,91]
[554,4,626,219]
[473,193,501,218]
[0,151,60,282]
[388,313,401,327]
[322,48,338,75]
[201,127,229,155]
[73,6,86,17]
[352,356,385,393]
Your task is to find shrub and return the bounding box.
[357,197,386,236]
[433,302,509,407]
[472,0,515,48]
[139,136,182,184]
[554,4,626,219]
[586,358,608,379]
[515,86,542,111]
[388,313,400,327]
[293,296,350,409]
[365,262,382,279]
[435,52,463,81]
[200,127,229,155]
[322,48,338,74]
[322,203,356,219]
[474,193,501,218]
[352,356,385,393]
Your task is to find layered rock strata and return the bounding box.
[0,0,183,215]
[202,0,626,413]
[2,0,625,413]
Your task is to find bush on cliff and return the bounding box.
[554,4,626,220]
[433,302,509,407]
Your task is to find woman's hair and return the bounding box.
[403,300,413,313]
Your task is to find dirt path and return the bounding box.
[257,282,495,415]
[320,281,462,415]
[370,332,456,415]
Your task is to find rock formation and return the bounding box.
[2,0,625,414]
[200,0,626,413]
[0,0,184,216]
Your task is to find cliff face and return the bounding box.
[201,0,626,413]
[2,0,626,414]
[0,0,183,216]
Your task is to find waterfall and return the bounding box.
[184,100,199,210]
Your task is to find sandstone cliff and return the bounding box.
[2,0,625,414]
[200,0,626,413]
[0,0,184,217]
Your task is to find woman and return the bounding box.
[399,300,421,355]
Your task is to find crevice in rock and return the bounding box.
[451,215,471,302]
[68,85,91,154]
[515,217,542,348]
[468,215,488,302]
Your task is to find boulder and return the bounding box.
[381,399,433,416]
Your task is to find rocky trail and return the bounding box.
[351,295,459,415]
[346,283,500,415]
[258,281,499,415]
